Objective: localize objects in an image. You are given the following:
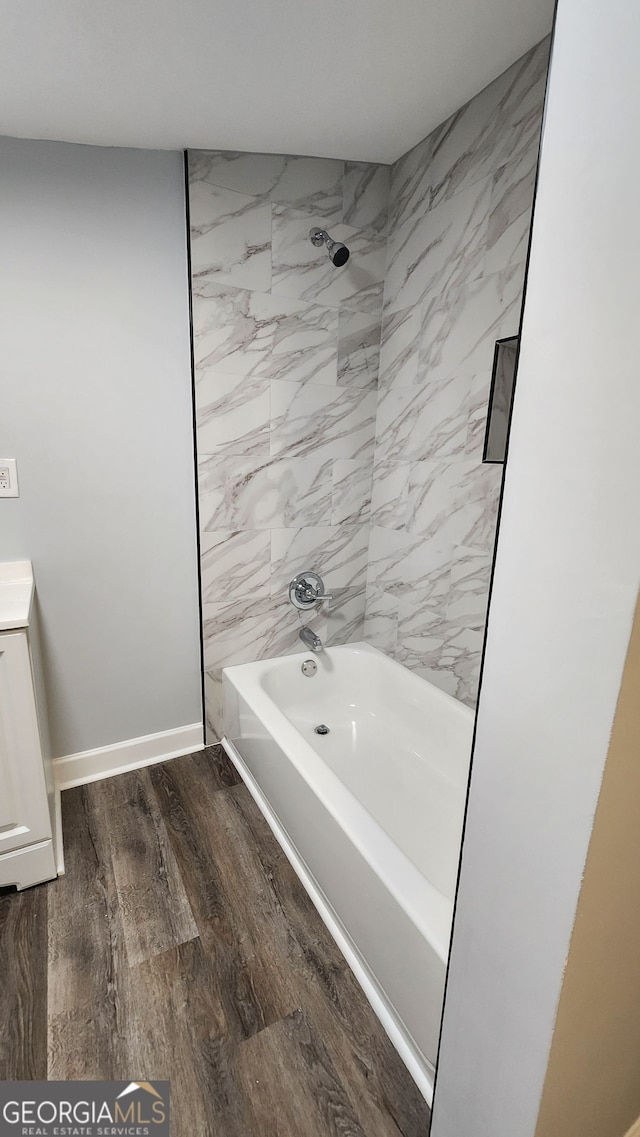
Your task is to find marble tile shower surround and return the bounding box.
[189,151,389,738]
[364,37,550,706]
[190,38,548,735]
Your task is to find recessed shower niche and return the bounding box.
[484,335,519,463]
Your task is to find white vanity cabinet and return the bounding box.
[0,562,58,889]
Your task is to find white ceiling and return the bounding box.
[0,0,554,165]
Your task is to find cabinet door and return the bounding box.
[0,630,52,852]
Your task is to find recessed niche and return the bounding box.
[483,336,519,463]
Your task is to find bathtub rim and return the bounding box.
[222,641,470,962]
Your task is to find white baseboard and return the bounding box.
[53,723,204,790]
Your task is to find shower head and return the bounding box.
[309,227,350,267]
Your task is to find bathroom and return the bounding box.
[2,2,640,1136]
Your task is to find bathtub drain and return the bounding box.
[314,724,330,735]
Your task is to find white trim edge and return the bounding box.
[221,734,435,1106]
[53,723,204,790]
[53,788,65,875]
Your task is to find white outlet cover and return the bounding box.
[0,459,19,498]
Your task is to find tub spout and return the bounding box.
[299,626,323,653]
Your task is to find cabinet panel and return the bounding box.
[0,631,52,852]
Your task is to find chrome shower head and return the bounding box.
[326,235,350,267]
[309,226,350,267]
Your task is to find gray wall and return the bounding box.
[0,137,202,757]
[431,0,640,1132]
[364,40,549,705]
[187,152,388,738]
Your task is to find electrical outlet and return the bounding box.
[0,459,19,498]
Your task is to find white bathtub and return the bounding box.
[222,641,473,1102]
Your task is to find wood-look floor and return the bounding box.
[0,747,431,1137]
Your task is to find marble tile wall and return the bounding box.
[188,151,389,737]
[364,38,550,706]
[189,39,549,735]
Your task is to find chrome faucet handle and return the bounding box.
[289,570,333,610]
[299,583,334,603]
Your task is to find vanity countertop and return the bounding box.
[0,561,35,630]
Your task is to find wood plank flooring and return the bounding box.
[0,746,431,1137]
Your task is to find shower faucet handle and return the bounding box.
[288,571,333,610]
